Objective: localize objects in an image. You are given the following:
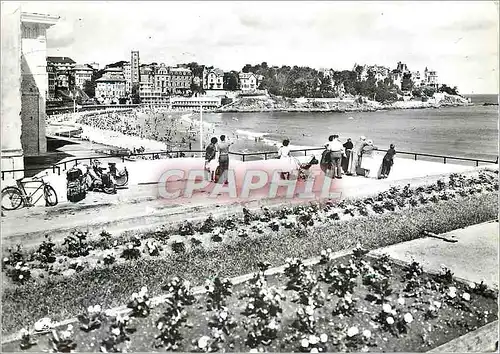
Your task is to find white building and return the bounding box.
[239,72,258,91]
[170,96,221,110]
[131,50,140,85]
[73,64,93,89]
[95,68,126,104]
[424,67,439,89]
[203,68,224,90]
[123,62,131,94]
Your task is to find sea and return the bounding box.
[196,94,498,163]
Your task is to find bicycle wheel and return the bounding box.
[44,185,58,207]
[102,181,116,194]
[2,187,24,210]
[114,173,128,187]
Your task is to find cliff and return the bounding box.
[217,92,472,113]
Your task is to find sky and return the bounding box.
[19,1,500,94]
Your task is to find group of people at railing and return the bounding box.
[322,135,396,179]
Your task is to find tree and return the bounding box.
[83,79,95,98]
[438,84,459,95]
[401,73,413,92]
[223,71,239,91]
[423,86,436,97]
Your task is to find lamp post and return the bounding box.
[199,102,203,157]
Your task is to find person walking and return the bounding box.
[378,144,396,179]
[277,139,293,180]
[325,134,344,179]
[217,135,233,184]
[342,138,354,174]
[204,137,218,182]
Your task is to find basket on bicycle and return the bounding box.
[66,167,86,203]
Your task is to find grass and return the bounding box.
[2,192,498,334]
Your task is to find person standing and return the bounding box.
[205,137,218,182]
[325,134,344,179]
[278,139,293,180]
[379,144,396,179]
[217,135,233,184]
[342,138,354,174]
[348,136,367,176]
[360,139,377,177]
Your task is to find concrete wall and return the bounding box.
[1,2,24,181]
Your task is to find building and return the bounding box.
[95,68,126,104]
[47,64,56,99]
[123,62,131,94]
[131,50,140,85]
[169,67,192,94]
[170,96,221,110]
[203,67,224,90]
[239,72,258,91]
[2,7,59,180]
[424,67,439,89]
[47,56,76,94]
[73,64,93,89]
[411,71,423,87]
[396,61,409,74]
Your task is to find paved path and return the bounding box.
[371,220,499,289]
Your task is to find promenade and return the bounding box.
[1,156,493,249]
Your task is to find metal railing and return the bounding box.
[1,147,498,181]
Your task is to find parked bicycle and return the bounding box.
[1,176,58,211]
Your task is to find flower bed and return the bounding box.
[2,248,497,352]
[2,171,498,333]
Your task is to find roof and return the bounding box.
[105,68,123,72]
[21,12,59,25]
[239,72,256,79]
[170,67,192,73]
[73,64,93,71]
[47,56,76,64]
[95,77,126,82]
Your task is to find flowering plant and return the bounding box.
[372,254,392,276]
[172,240,186,253]
[403,260,424,296]
[208,307,237,335]
[205,277,233,311]
[292,305,317,334]
[19,328,37,350]
[200,214,216,233]
[2,245,25,270]
[100,314,136,352]
[127,286,151,317]
[436,265,454,286]
[423,299,442,320]
[468,280,496,299]
[321,261,358,298]
[374,303,414,337]
[5,261,31,284]
[145,239,162,256]
[332,292,357,317]
[103,253,116,265]
[121,242,141,260]
[297,333,328,353]
[49,325,77,352]
[179,221,195,236]
[34,235,56,264]
[363,271,392,303]
[78,304,103,332]
[154,302,189,350]
[319,248,334,264]
[330,326,375,352]
[62,231,90,258]
[163,277,196,307]
[194,328,235,353]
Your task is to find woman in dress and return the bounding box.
[378,144,396,179]
[278,139,293,180]
[204,137,218,181]
[360,140,377,177]
[342,138,354,174]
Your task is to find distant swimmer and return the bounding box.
[348,116,354,120]
[232,117,239,121]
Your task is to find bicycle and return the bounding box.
[1,176,58,211]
